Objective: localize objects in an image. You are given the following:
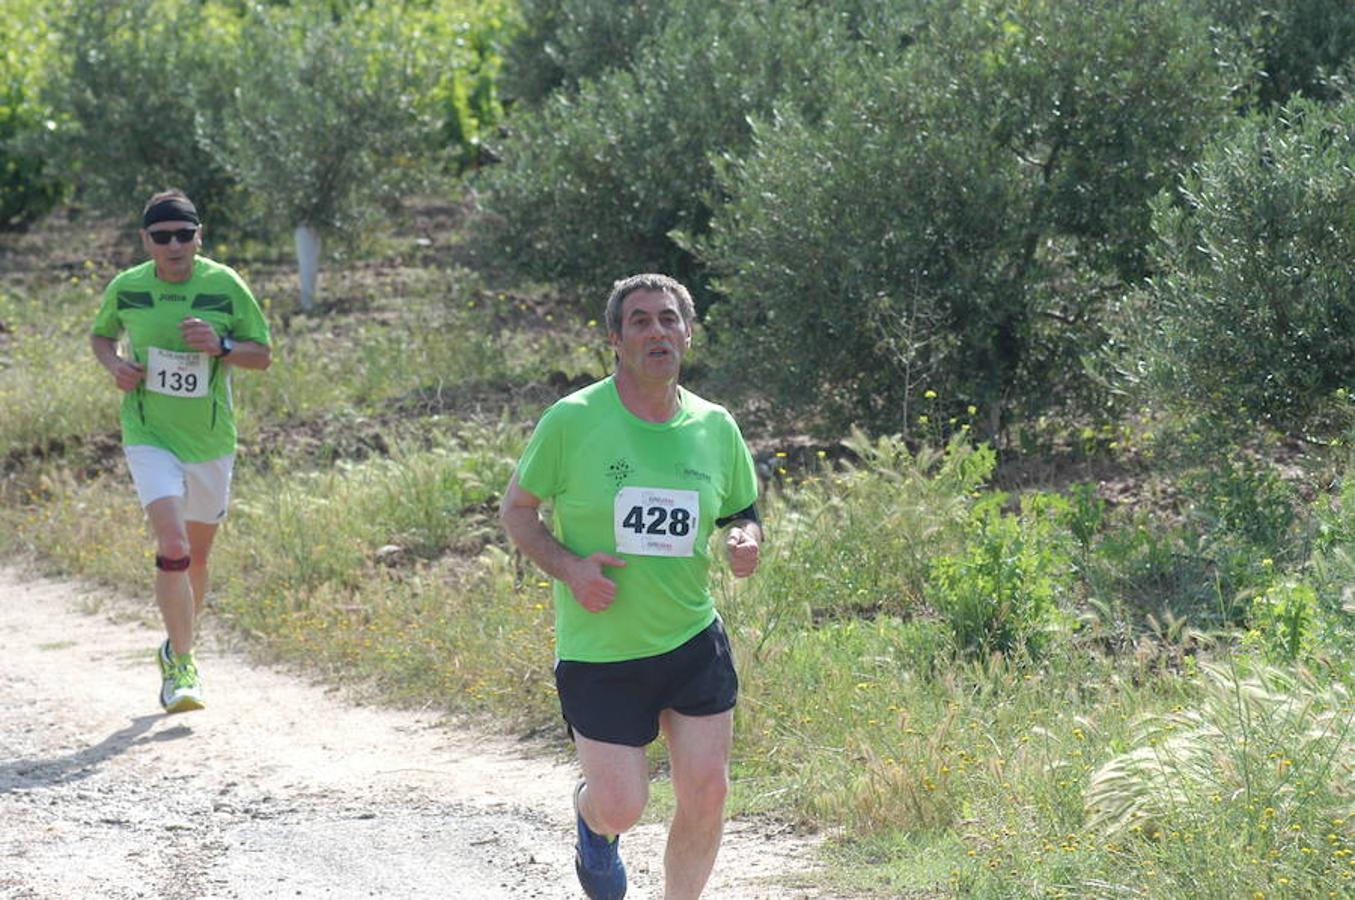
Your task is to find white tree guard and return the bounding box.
[295,223,321,311]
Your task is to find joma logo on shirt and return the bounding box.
[161,293,187,303]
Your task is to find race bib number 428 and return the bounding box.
[614,486,700,557]
[146,346,209,398]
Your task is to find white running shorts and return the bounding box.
[124,445,235,523]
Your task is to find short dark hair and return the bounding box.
[604,274,695,335]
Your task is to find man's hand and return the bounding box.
[566,552,627,612]
[179,317,224,355]
[726,526,760,578]
[108,358,145,392]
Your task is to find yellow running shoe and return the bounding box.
[158,645,206,714]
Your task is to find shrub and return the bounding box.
[1202,0,1355,108]
[721,431,993,660]
[499,0,674,106]
[927,492,1075,656]
[0,1,65,228]
[37,0,245,225]
[202,6,448,241]
[402,0,513,174]
[1246,579,1321,662]
[1086,516,1220,624]
[478,0,871,303]
[700,0,1234,435]
[1124,97,1355,434]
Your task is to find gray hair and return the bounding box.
[604,274,695,335]
[142,188,193,216]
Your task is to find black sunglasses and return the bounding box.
[147,227,198,245]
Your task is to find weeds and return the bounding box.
[4,209,1355,897]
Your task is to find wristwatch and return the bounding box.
[218,336,236,358]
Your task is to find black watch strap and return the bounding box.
[219,336,236,358]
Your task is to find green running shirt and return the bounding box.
[91,257,271,462]
[516,377,759,663]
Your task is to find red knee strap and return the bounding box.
[155,554,191,572]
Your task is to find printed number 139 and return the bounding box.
[157,370,197,393]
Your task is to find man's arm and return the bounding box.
[179,317,271,371]
[499,471,627,612]
[91,334,145,392]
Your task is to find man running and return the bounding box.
[500,273,762,899]
[90,189,271,714]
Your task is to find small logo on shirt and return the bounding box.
[161,293,187,304]
[607,458,634,486]
[678,465,712,484]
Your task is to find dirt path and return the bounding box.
[0,566,834,899]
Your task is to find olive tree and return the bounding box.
[698,0,1237,435]
[1121,98,1355,434]
[479,0,894,304]
[203,7,446,310]
[36,0,243,226]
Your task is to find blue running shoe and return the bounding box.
[573,780,626,900]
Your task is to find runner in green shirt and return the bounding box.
[501,274,762,899]
[90,189,272,714]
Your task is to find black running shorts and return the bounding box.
[554,618,739,747]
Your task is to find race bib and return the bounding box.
[145,346,209,398]
[614,486,700,557]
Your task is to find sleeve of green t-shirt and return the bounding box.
[516,403,565,501]
[720,414,759,518]
[90,281,123,339]
[226,268,272,346]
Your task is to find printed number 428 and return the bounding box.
[622,505,692,536]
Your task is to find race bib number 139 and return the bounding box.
[146,347,209,398]
[614,486,700,557]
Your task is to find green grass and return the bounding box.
[0,279,119,458]
[3,209,1354,897]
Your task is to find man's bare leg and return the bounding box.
[660,709,733,899]
[146,497,193,654]
[186,520,219,619]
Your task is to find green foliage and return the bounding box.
[499,0,673,105]
[927,492,1074,656]
[0,279,114,457]
[1294,474,1355,653]
[1203,0,1355,107]
[1126,97,1355,434]
[202,6,446,239]
[32,0,507,233]
[429,15,510,174]
[479,0,863,302]
[1085,661,1354,896]
[700,0,1235,434]
[1086,516,1220,621]
[37,0,245,225]
[724,432,994,665]
[1189,456,1298,553]
[0,2,65,227]
[1063,482,1107,557]
[1247,579,1321,661]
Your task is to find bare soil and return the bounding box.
[0,566,837,900]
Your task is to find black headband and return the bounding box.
[143,198,200,228]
